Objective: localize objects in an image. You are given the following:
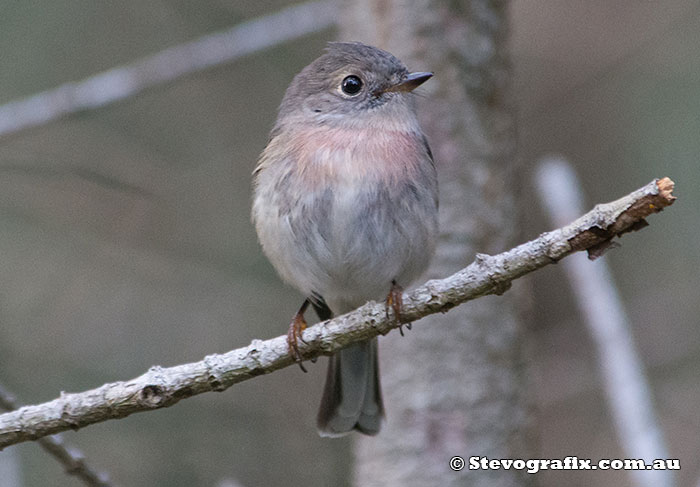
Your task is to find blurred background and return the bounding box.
[0,1,698,486]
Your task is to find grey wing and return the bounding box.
[421,133,439,209]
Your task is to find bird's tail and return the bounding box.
[316,339,384,437]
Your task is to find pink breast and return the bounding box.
[290,125,426,187]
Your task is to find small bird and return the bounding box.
[252,42,438,437]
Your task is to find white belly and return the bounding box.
[254,173,436,314]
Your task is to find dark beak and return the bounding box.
[384,71,433,93]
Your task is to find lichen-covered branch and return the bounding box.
[0,177,676,450]
[0,384,113,486]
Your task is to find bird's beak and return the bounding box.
[384,72,433,93]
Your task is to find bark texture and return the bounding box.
[341,2,529,485]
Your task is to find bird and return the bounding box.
[252,41,438,437]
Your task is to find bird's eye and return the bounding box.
[341,75,363,95]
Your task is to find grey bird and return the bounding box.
[252,42,438,436]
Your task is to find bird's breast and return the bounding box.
[288,125,429,188]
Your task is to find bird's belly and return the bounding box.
[265,181,435,312]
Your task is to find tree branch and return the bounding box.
[0,177,676,450]
[536,159,675,487]
[0,0,336,139]
[0,384,113,486]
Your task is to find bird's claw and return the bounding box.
[287,311,308,372]
[386,280,412,335]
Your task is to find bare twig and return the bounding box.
[0,384,114,486]
[536,158,675,487]
[0,177,676,450]
[0,0,337,139]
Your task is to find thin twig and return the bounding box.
[0,0,337,139]
[0,177,676,450]
[536,158,675,487]
[0,384,114,486]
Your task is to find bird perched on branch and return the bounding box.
[252,42,438,436]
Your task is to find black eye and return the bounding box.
[341,75,363,95]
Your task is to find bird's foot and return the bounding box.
[386,280,412,336]
[287,300,310,372]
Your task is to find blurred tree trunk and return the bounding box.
[341,1,532,486]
